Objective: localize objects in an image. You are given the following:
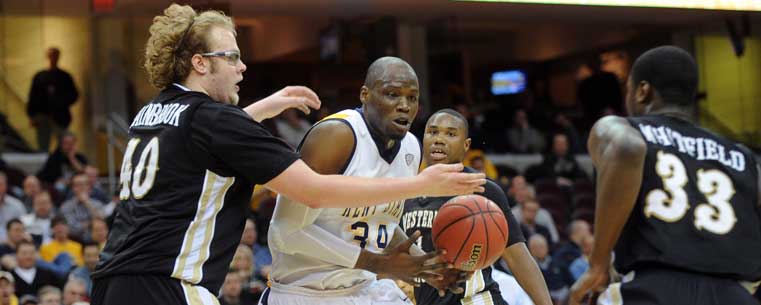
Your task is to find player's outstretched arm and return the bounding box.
[243,86,321,122]
[264,120,485,208]
[569,116,646,305]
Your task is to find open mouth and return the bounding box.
[429,147,448,161]
[392,117,410,128]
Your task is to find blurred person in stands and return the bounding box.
[519,199,553,247]
[26,47,79,152]
[553,220,592,269]
[91,5,484,305]
[19,295,38,305]
[528,235,573,303]
[21,192,55,246]
[0,219,29,258]
[85,219,106,250]
[0,173,26,244]
[0,271,18,305]
[19,177,42,213]
[274,109,311,148]
[59,175,103,241]
[511,186,559,244]
[220,270,256,305]
[551,113,583,154]
[68,242,99,296]
[231,245,265,296]
[40,217,82,267]
[37,286,62,305]
[63,167,107,205]
[61,279,86,305]
[36,133,87,188]
[569,235,594,281]
[506,109,545,154]
[239,219,270,280]
[9,241,63,297]
[538,133,587,186]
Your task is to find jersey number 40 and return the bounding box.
[645,151,737,235]
[119,137,160,200]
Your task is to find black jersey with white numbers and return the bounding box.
[401,167,525,305]
[91,85,300,293]
[618,115,761,281]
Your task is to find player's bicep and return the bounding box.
[299,120,355,175]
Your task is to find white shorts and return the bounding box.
[259,279,412,305]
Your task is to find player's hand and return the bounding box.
[374,231,452,284]
[245,86,321,121]
[569,266,609,305]
[419,163,486,196]
[419,267,471,296]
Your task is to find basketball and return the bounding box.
[431,195,509,271]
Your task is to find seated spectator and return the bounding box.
[538,133,587,186]
[63,167,108,206]
[239,219,270,281]
[463,150,499,180]
[37,286,61,305]
[551,113,583,154]
[36,132,87,187]
[519,200,553,247]
[274,109,311,148]
[569,235,594,281]
[231,245,265,297]
[0,173,26,244]
[511,187,559,244]
[61,278,86,305]
[0,219,29,258]
[10,241,62,297]
[86,219,107,249]
[528,235,572,303]
[220,270,257,305]
[506,109,545,154]
[59,174,103,241]
[552,219,592,269]
[20,177,43,213]
[67,242,98,295]
[0,271,18,305]
[21,192,55,247]
[40,217,82,267]
[19,294,38,305]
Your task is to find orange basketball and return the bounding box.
[431,195,508,271]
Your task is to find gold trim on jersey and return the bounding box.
[181,281,220,305]
[461,289,495,305]
[462,269,486,303]
[319,112,351,122]
[172,170,235,284]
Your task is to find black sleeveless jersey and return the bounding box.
[401,167,526,305]
[618,115,761,281]
[92,85,300,293]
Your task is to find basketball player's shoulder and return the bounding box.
[590,115,646,157]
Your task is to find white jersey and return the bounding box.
[268,109,421,294]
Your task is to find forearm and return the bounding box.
[503,243,552,305]
[243,102,271,122]
[288,172,427,208]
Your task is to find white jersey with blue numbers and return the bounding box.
[268,109,421,294]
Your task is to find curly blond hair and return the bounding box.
[144,4,235,89]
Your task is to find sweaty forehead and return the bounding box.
[374,64,418,87]
[427,113,465,130]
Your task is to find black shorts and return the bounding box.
[598,268,759,305]
[91,275,217,305]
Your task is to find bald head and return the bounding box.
[364,57,417,89]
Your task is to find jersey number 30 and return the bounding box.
[119,137,160,200]
[645,151,737,235]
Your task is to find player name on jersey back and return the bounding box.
[637,123,746,172]
[130,102,191,128]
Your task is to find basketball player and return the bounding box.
[263,57,465,305]
[401,109,553,305]
[569,46,761,305]
[90,5,486,305]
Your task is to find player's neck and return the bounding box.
[648,105,695,123]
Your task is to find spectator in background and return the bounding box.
[0,173,26,244]
[61,279,86,305]
[539,133,587,186]
[551,113,583,154]
[0,271,18,305]
[274,109,311,148]
[19,295,38,305]
[463,150,499,180]
[219,271,257,305]
[40,217,82,267]
[20,177,42,213]
[569,235,594,281]
[68,242,99,295]
[37,286,62,305]
[519,200,553,247]
[64,167,107,205]
[9,241,62,297]
[528,235,572,303]
[239,219,270,281]
[553,220,592,269]
[0,219,29,258]
[506,109,545,154]
[511,185,559,244]
[231,245,265,297]
[36,133,87,187]
[86,219,107,249]
[59,174,103,241]
[26,47,79,152]
[21,192,55,247]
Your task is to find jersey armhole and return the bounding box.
[296,118,357,175]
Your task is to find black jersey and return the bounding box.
[401,167,525,305]
[92,85,299,293]
[617,115,761,281]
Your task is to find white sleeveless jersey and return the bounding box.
[269,109,421,293]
